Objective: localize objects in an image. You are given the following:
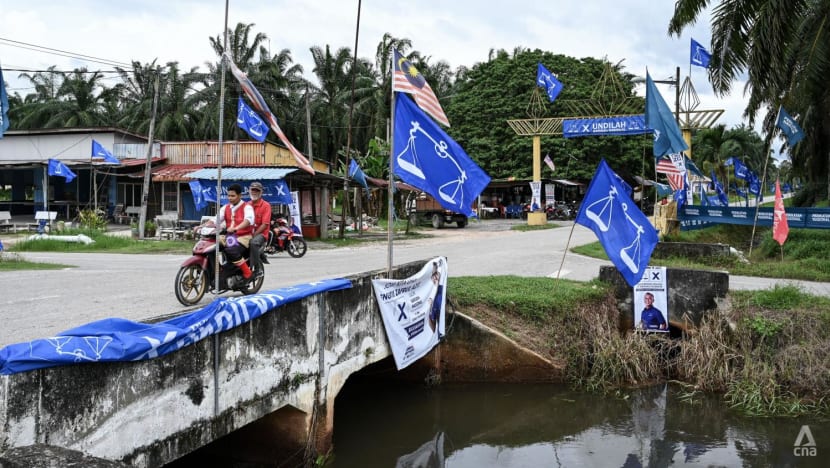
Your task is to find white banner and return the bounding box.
[289,191,302,234]
[372,257,447,369]
[529,181,542,211]
[634,266,669,332]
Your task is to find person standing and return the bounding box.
[247,181,271,278]
[639,292,667,331]
[217,183,255,280]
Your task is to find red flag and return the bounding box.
[225,54,315,175]
[773,179,789,245]
[392,49,450,127]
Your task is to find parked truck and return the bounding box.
[406,192,468,228]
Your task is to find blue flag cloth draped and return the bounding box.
[0,64,9,138]
[348,159,370,194]
[0,279,352,374]
[91,139,120,164]
[237,97,268,142]
[193,179,292,206]
[645,73,688,157]
[690,38,711,68]
[536,63,564,103]
[188,180,208,211]
[575,159,658,287]
[776,106,804,147]
[711,170,729,206]
[47,159,76,183]
[674,173,689,208]
[654,181,673,198]
[393,93,490,217]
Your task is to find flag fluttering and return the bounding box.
[776,106,804,147]
[773,179,789,246]
[543,154,556,172]
[349,159,371,195]
[392,49,449,127]
[655,154,686,191]
[690,38,711,68]
[711,170,729,206]
[393,93,489,217]
[91,140,120,164]
[225,54,314,174]
[536,63,564,103]
[575,159,658,287]
[237,97,268,142]
[0,63,9,138]
[645,73,688,157]
[47,159,77,183]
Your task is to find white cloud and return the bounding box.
[1,0,751,130]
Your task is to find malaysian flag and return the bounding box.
[655,157,683,190]
[392,49,449,127]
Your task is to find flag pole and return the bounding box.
[340,0,362,240]
[748,136,773,258]
[387,68,396,275]
[553,221,579,293]
[215,0,229,292]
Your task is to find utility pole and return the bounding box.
[138,71,160,240]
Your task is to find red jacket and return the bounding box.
[223,202,254,237]
[250,199,272,240]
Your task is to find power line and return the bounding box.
[0,37,132,68]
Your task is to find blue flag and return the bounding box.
[575,159,658,287]
[394,93,490,217]
[91,139,120,164]
[188,180,208,211]
[776,106,804,147]
[536,63,564,103]
[674,173,689,208]
[0,64,9,138]
[237,97,268,142]
[47,159,76,183]
[711,170,729,206]
[349,159,371,194]
[725,157,750,181]
[645,73,688,157]
[690,38,711,68]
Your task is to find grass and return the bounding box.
[0,252,73,270]
[449,276,830,416]
[572,225,830,282]
[8,228,193,254]
[511,223,559,232]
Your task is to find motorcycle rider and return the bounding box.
[247,181,271,278]
[274,217,292,249]
[217,183,255,280]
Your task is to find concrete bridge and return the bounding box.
[0,260,727,467]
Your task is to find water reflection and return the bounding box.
[332,380,827,467]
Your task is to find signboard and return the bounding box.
[563,115,650,138]
[634,266,668,332]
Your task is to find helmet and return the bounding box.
[277,218,288,226]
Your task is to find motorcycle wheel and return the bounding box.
[287,238,308,258]
[241,273,264,295]
[175,264,207,306]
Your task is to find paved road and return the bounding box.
[1,219,826,347]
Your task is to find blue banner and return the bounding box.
[0,279,352,374]
[47,159,77,183]
[237,97,269,142]
[195,179,292,207]
[563,115,650,138]
[679,206,830,230]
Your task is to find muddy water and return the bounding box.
[331,380,827,467]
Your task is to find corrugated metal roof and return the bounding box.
[152,164,208,182]
[185,167,297,180]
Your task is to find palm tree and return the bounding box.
[308,44,353,167]
[41,68,109,127]
[669,0,830,202]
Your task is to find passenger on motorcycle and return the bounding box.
[247,181,271,278]
[274,217,292,249]
[217,183,255,280]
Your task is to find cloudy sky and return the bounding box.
[1,0,756,132]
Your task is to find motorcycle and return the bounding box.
[174,226,264,306]
[263,216,307,258]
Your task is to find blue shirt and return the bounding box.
[641,306,666,330]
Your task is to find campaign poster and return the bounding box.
[529,181,542,211]
[289,191,302,234]
[633,266,668,332]
[372,257,447,370]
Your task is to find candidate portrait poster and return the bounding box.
[372,257,447,370]
[634,266,669,332]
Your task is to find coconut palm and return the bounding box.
[308,44,353,167]
[669,0,830,201]
[41,68,109,128]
